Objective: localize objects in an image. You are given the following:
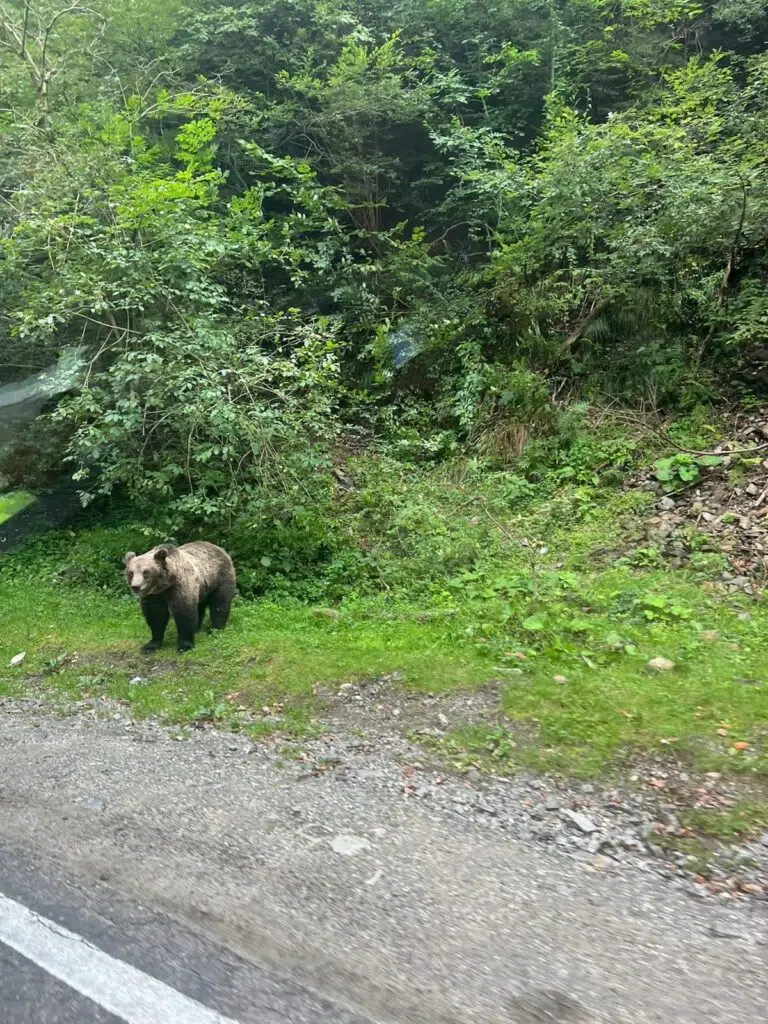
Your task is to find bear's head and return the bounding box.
[124,546,177,597]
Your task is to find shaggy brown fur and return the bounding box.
[124,542,236,652]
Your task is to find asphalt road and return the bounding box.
[0,841,372,1024]
[0,941,122,1024]
[0,705,766,1024]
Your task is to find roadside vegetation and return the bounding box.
[2,418,767,782]
[2,1,768,864]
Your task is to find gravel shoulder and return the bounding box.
[1,702,766,1024]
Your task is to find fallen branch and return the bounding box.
[616,413,768,458]
[563,298,607,349]
[482,503,517,545]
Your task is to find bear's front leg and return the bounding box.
[140,595,169,652]
[170,598,198,652]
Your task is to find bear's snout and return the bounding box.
[131,584,142,595]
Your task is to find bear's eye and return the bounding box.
[142,570,149,577]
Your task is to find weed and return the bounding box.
[624,546,665,569]
[633,594,692,622]
[42,652,70,674]
[192,690,230,726]
[653,453,722,491]
[680,802,768,841]
[688,552,731,579]
[727,457,763,486]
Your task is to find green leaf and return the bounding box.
[565,618,591,633]
[522,613,548,631]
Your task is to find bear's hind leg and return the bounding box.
[209,583,234,630]
[197,597,210,632]
[170,598,198,652]
[141,595,169,652]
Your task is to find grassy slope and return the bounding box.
[0,587,494,732]
[449,563,768,776]
[1,485,766,782]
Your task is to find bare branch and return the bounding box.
[564,297,607,349]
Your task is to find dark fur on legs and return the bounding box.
[169,597,199,652]
[208,582,235,630]
[141,595,169,652]
[198,597,210,631]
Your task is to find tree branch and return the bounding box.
[694,172,748,367]
[564,297,607,348]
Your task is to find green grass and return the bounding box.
[0,490,35,523]
[411,491,768,778]
[0,584,493,736]
[681,802,768,842]
[3,418,766,863]
[460,566,768,777]
[649,800,768,878]
[1,555,767,777]
[1,461,766,791]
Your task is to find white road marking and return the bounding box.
[0,892,242,1024]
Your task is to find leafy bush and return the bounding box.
[0,524,148,593]
[55,313,341,529]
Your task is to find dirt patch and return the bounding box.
[77,647,199,676]
[314,673,506,737]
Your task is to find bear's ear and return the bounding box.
[154,546,169,564]
[123,551,136,566]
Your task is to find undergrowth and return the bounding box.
[1,410,767,790]
[0,412,657,601]
[1,410,766,826]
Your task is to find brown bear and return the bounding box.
[123,542,236,652]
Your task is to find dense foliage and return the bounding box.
[2,0,768,588]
